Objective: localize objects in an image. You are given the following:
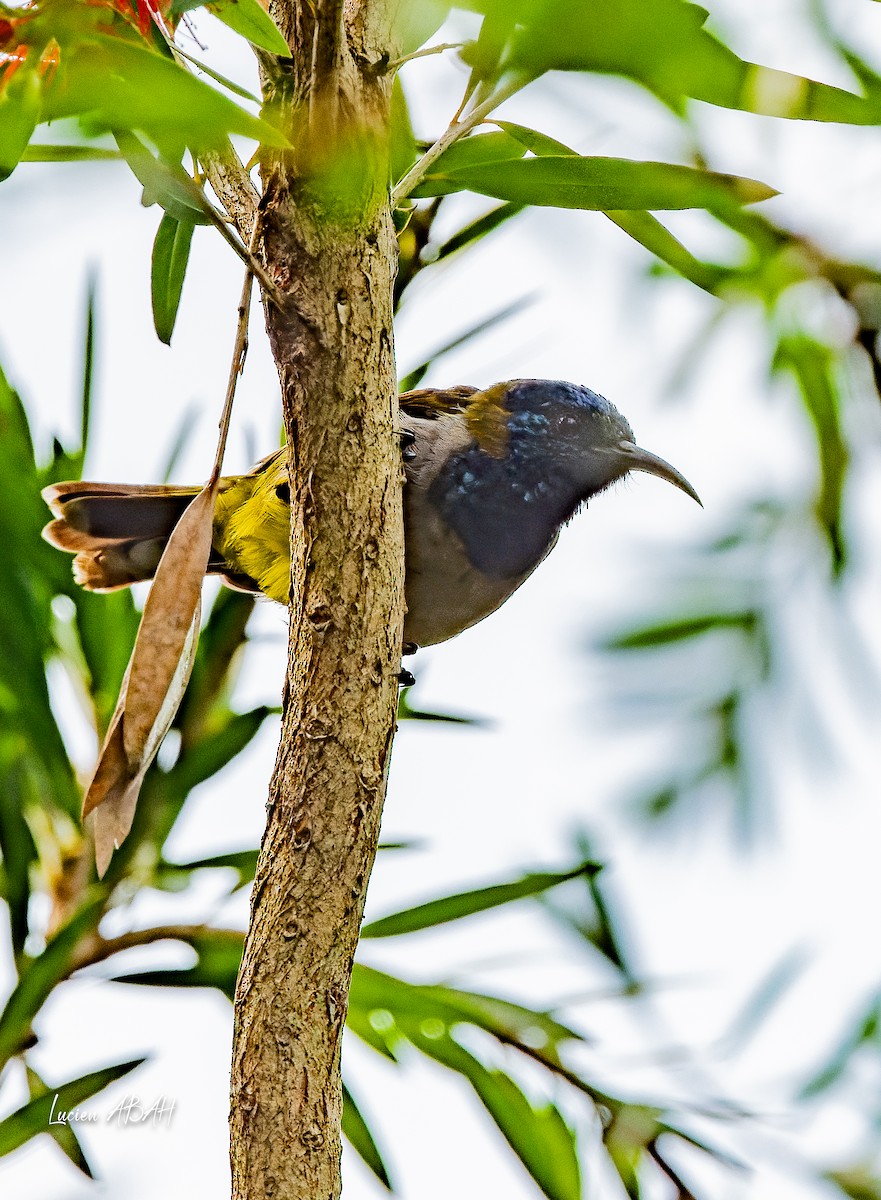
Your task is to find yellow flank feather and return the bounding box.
[213,449,292,604]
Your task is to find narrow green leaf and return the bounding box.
[492,120,575,156]
[0,754,38,960]
[159,848,258,892]
[398,296,534,391]
[112,929,244,1000]
[44,35,290,151]
[362,860,599,938]
[0,1058,145,1158]
[207,0,291,56]
[0,67,41,181]
[605,210,729,293]
[410,129,527,197]
[501,0,881,124]
[601,612,754,651]
[798,992,881,1099]
[718,948,808,1054]
[0,896,105,1070]
[341,1080,393,1190]
[397,689,486,725]
[171,45,261,103]
[402,1024,581,1200]
[25,1065,93,1177]
[392,0,450,56]
[417,154,776,213]
[151,212,197,345]
[79,279,96,455]
[390,76,417,185]
[350,965,581,1053]
[20,144,121,162]
[166,706,274,792]
[115,130,213,225]
[773,333,848,571]
[432,200,525,262]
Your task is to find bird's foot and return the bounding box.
[398,667,416,688]
[398,429,417,462]
[402,641,418,656]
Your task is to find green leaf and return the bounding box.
[0,66,42,181]
[114,130,213,225]
[773,333,848,571]
[396,689,486,725]
[0,754,38,960]
[177,587,255,735]
[398,296,534,391]
[170,45,261,103]
[0,365,81,818]
[410,130,527,197]
[416,154,776,213]
[492,120,575,156]
[20,144,120,162]
[112,929,244,999]
[0,896,105,1070]
[207,0,291,56]
[798,992,881,1099]
[601,611,755,651]
[392,0,452,56]
[43,35,289,152]
[151,212,196,344]
[401,1023,581,1200]
[159,847,258,893]
[0,1058,145,1159]
[165,706,274,793]
[341,1079,393,1190]
[349,965,581,1055]
[605,210,730,293]
[431,200,525,263]
[390,76,417,185]
[25,1065,93,1176]
[71,589,140,736]
[497,0,881,124]
[361,859,599,938]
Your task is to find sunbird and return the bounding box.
[43,379,700,648]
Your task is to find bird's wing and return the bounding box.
[399,385,480,420]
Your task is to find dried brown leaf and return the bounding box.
[79,482,215,875]
[83,603,202,876]
[122,485,216,767]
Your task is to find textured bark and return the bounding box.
[228,2,403,1197]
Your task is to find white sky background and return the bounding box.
[3,0,881,1197]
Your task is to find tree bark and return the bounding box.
[229,2,403,1197]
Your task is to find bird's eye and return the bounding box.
[275,481,291,504]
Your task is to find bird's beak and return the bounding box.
[616,441,702,506]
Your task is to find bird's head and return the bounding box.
[484,379,700,506]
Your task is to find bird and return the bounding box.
[42,378,700,649]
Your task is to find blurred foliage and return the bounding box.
[2,0,881,1197]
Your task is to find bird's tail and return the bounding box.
[42,481,202,591]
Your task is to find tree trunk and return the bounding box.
[229,3,403,1196]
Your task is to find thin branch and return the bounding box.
[199,191,283,308]
[387,42,465,71]
[71,924,243,972]
[210,220,262,484]
[647,1142,698,1200]
[199,138,261,241]
[152,23,280,305]
[390,73,529,207]
[490,1028,621,1116]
